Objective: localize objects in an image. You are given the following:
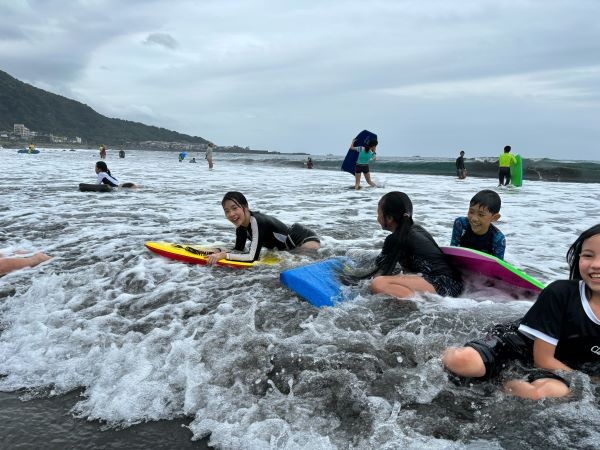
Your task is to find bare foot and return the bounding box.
[31,252,52,265]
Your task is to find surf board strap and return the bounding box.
[172,244,220,256]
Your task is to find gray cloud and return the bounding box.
[0,0,599,159]
[143,33,178,50]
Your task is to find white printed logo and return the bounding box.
[591,345,600,356]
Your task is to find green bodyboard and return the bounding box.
[510,154,523,187]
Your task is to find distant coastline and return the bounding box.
[0,142,309,156]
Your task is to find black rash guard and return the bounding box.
[376,224,458,280]
[227,211,289,262]
[518,280,600,374]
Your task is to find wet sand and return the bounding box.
[0,391,211,449]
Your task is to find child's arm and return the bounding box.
[532,339,573,372]
[450,218,465,246]
[491,232,506,260]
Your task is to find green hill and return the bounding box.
[0,68,209,146]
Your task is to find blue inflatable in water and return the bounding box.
[178,151,187,161]
[280,258,347,307]
[341,130,377,175]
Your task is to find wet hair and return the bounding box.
[364,137,378,151]
[377,191,414,274]
[95,161,111,175]
[567,224,600,280]
[221,191,248,208]
[503,145,512,153]
[470,190,501,214]
[459,150,465,155]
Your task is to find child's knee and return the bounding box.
[370,276,386,294]
[442,346,484,374]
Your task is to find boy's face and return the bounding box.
[467,204,500,235]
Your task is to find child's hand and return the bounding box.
[207,252,227,265]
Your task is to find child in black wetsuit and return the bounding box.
[442,223,600,399]
[367,191,463,299]
[207,191,320,264]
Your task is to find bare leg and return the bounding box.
[364,172,377,187]
[354,173,361,189]
[291,240,321,255]
[370,274,436,299]
[442,347,486,377]
[503,378,570,399]
[0,252,52,276]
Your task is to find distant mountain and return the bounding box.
[0,68,209,146]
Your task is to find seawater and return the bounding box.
[1,148,599,449]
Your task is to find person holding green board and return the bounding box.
[498,145,517,186]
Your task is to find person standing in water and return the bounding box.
[205,143,214,170]
[498,145,517,186]
[350,137,377,190]
[99,145,107,159]
[455,150,467,179]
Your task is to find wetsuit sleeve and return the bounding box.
[374,233,400,275]
[450,217,466,246]
[518,281,569,346]
[233,227,247,251]
[227,216,261,262]
[491,229,506,260]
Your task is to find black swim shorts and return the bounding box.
[285,223,320,249]
[355,164,370,174]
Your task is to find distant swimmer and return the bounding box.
[119,150,125,158]
[455,150,467,179]
[206,191,320,264]
[189,157,197,163]
[95,161,136,188]
[99,145,107,159]
[306,157,314,169]
[28,143,35,154]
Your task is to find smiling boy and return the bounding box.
[450,189,506,260]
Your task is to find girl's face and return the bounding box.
[95,165,100,174]
[222,199,250,228]
[377,204,395,231]
[580,233,600,301]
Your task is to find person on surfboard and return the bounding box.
[443,223,600,400]
[206,192,320,264]
[450,190,506,259]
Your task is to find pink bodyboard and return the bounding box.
[441,246,544,292]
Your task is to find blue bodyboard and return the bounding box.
[341,130,377,175]
[280,258,345,307]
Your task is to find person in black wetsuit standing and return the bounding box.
[455,150,466,179]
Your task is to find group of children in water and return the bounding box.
[5,155,600,403]
[199,188,599,401]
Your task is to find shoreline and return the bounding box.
[0,390,211,449]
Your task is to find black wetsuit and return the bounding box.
[375,224,463,297]
[227,211,319,262]
[465,280,600,383]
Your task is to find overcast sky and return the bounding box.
[1,0,599,159]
